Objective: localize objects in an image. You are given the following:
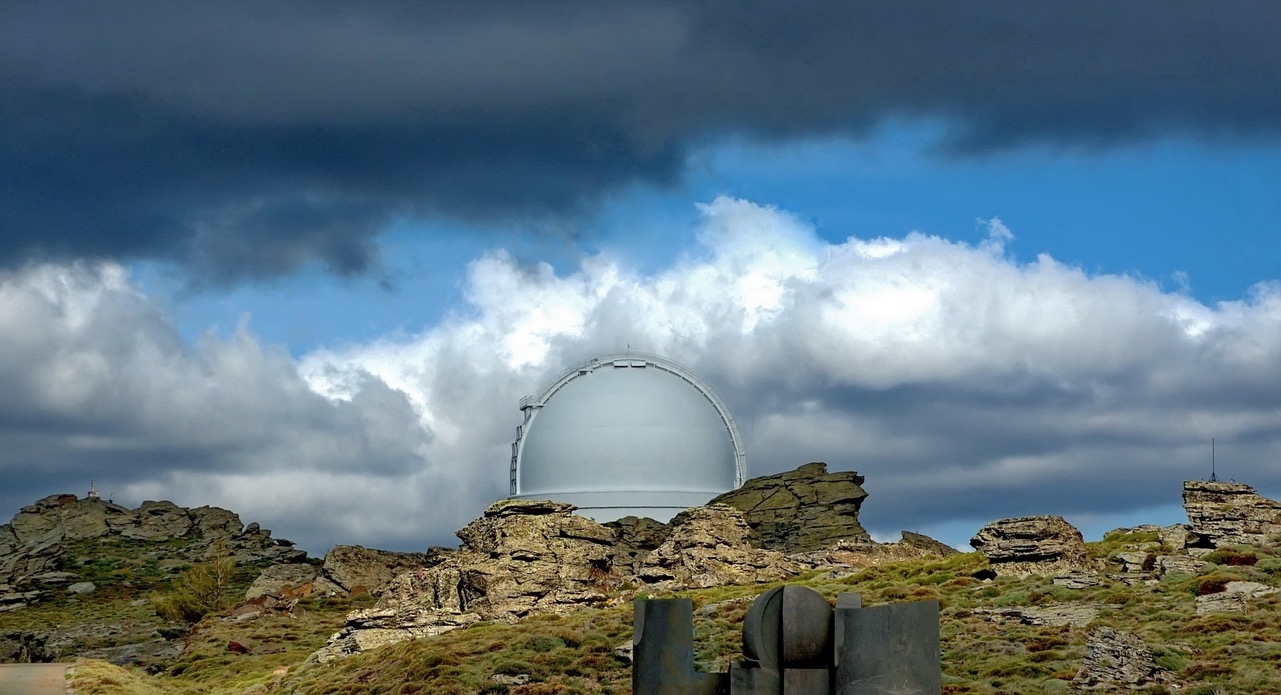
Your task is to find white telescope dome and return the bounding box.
[509,352,746,522]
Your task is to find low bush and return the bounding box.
[150,541,236,623]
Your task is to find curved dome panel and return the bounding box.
[510,353,745,522]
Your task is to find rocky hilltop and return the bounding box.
[0,494,305,613]
[0,494,313,666]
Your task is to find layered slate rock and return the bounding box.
[1183,480,1281,548]
[635,505,804,590]
[1071,627,1174,692]
[707,461,870,553]
[970,515,1094,577]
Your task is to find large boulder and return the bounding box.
[1182,480,1281,548]
[245,563,324,601]
[707,462,870,553]
[321,545,442,596]
[635,505,804,589]
[188,506,244,538]
[970,515,1093,577]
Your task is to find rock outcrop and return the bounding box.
[636,505,804,589]
[604,516,671,576]
[970,515,1094,577]
[1182,480,1281,548]
[1195,580,1278,614]
[899,531,960,557]
[245,563,324,601]
[708,462,870,552]
[1071,627,1174,692]
[0,494,305,605]
[320,545,446,596]
[312,499,622,662]
[0,492,312,668]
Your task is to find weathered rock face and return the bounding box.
[707,462,870,552]
[121,501,193,541]
[604,516,671,576]
[245,563,323,601]
[636,505,805,590]
[312,499,622,662]
[970,515,1094,577]
[1183,480,1281,548]
[321,545,444,596]
[1071,627,1173,692]
[8,495,134,546]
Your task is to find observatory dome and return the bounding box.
[510,352,746,522]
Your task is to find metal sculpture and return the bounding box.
[633,585,941,695]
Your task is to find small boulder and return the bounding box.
[67,582,96,595]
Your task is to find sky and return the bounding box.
[3,2,1281,554]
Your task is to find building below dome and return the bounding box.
[509,352,746,522]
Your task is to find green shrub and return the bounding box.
[150,540,236,623]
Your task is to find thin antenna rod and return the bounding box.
[1210,437,1217,482]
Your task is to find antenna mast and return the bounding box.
[1210,437,1217,482]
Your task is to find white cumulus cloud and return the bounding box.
[5,197,1281,552]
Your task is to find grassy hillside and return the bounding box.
[59,530,1281,695]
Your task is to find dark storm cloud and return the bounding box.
[2,1,1279,281]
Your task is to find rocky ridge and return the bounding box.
[0,494,304,613]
